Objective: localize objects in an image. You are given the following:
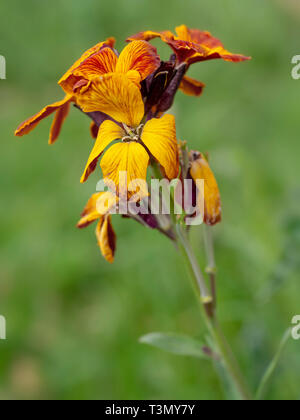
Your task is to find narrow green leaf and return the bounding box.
[256,329,291,400]
[139,332,209,359]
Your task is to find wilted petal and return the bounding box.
[15,95,72,140]
[49,99,71,144]
[141,114,179,179]
[179,75,205,97]
[96,216,116,263]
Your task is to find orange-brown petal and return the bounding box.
[15,95,72,138]
[96,216,116,263]
[116,40,160,80]
[141,114,179,180]
[177,25,251,64]
[72,47,118,81]
[189,152,222,226]
[77,73,145,127]
[49,99,71,144]
[179,75,205,97]
[81,120,124,183]
[127,30,166,42]
[59,38,115,94]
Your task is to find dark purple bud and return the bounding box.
[156,63,187,113]
[144,61,176,114]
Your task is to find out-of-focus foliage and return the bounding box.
[0,0,299,400]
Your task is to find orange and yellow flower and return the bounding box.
[77,191,118,263]
[128,25,250,97]
[15,38,115,144]
[78,73,179,195]
[69,40,160,90]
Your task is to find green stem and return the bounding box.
[176,225,212,306]
[176,224,253,401]
[203,225,217,310]
[255,329,291,400]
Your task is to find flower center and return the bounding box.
[122,124,144,143]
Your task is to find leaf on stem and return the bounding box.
[139,332,211,359]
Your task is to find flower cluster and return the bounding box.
[15,25,250,263]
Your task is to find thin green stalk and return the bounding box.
[176,224,253,401]
[256,329,291,400]
[203,225,217,310]
[176,225,212,306]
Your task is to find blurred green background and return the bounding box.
[0,0,300,400]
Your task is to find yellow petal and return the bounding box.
[81,120,124,183]
[189,152,222,226]
[116,40,160,80]
[77,73,144,127]
[77,192,118,228]
[100,142,149,197]
[96,216,116,263]
[175,25,192,41]
[77,193,104,228]
[141,114,179,180]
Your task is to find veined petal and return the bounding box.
[77,191,118,228]
[96,216,116,263]
[77,73,145,127]
[81,120,124,183]
[127,30,174,42]
[175,25,193,41]
[116,40,160,80]
[176,25,250,64]
[77,193,104,228]
[126,70,142,87]
[72,47,118,80]
[59,38,115,94]
[189,152,221,226]
[100,142,149,197]
[141,114,179,180]
[179,75,205,97]
[49,99,71,144]
[15,95,72,138]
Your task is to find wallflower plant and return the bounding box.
[16,25,284,401]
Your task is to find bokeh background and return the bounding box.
[1,0,300,400]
